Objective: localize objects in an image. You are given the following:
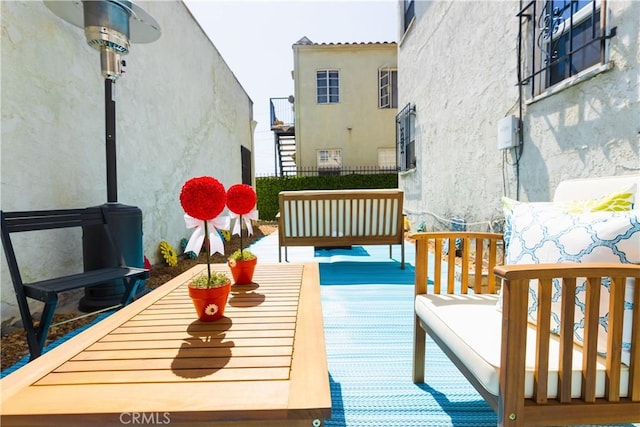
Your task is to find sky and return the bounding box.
[182,0,399,176]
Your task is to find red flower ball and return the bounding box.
[226,184,257,215]
[180,176,226,220]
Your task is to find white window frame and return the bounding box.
[316,70,340,104]
[379,68,398,109]
[317,149,342,169]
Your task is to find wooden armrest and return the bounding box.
[495,261,640,414]
[494,262,640,281]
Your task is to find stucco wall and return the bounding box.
[0,1,254,323]
[398,0,639,233]
[293,42,397,169]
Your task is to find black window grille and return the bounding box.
[396,103,416,172]
[517,0,616,97]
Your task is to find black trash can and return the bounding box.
[79,203,145,312]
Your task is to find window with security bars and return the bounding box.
[317,70,339,104]
[396,104,416,172]
[517,0,615,97]
[379,68,398,109]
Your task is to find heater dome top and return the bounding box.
[44,0,161,44]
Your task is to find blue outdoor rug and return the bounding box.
[319,265,497,427]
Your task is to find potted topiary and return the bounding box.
[180,176,231,321]
[228,248,257,285]
[226,184,258,285]
[186,270,231,322]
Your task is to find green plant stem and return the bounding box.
[239,214,244,257]
[204,220,211,281]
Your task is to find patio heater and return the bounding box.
[44,0,161,311]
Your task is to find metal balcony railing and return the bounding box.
[269,97,295,130]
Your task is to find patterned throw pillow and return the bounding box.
[501,185,635,246]
[505,204,639,365]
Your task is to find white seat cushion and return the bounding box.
[415,293,630,399]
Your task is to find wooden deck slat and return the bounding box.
[113,322,296,334]
[71,346,294,361]
[34,362,289,386]
[144,301,300,311]
[132,310,298,320]
[122,316,297,327]
[88,337,294,351]
[54,356,293,373]
[98,329,295,342]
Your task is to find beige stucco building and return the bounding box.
[291,37,398,173]
[397,0,640,233]
[1,1,255,324]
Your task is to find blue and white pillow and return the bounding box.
[501,185,635,247]
[505,204,639,365]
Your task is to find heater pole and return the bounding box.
[44,0,160,312]
[105,78,117,203]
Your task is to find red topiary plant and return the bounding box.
[226,184,258,262]
[180,176,226,221]
[180,176,229,285]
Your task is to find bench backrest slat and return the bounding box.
[1,207,114,290]
[2,208,105,233]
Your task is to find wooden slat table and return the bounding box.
[1,263,331,427]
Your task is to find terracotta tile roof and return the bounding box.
[294,36,396,46]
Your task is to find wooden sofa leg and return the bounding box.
[413,315,426,383]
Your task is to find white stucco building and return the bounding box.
[1,1,255,324]
[397,0,639,233]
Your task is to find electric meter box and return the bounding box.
[497,115,520,150]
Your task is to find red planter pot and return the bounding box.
[188,281,231,321]
[228,257,258,285]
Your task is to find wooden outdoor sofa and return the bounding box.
[278,189,405,268]
[0,207,149,360]
[412,174,640,426]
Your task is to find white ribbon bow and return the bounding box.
[230,209,259,236]
[184,213,230,256]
